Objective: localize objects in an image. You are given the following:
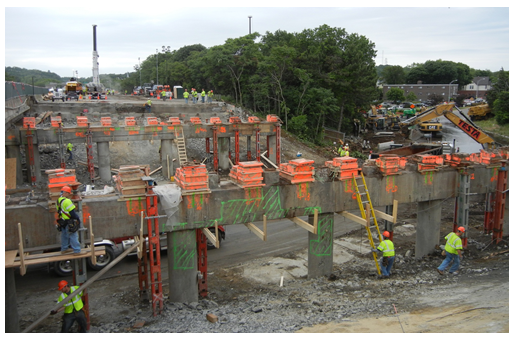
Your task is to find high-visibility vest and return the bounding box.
[444,232,463,254]
[67,143,73,151]
[338,147,345,156]
[201,90,205,97]
[377,239,395,257]
[58,286,84,314]
[57,197,75,220]
[184,92,189,98]
[208,91,213,97]
[147,100,152,106]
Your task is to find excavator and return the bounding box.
[399,103,497,149]
[366,105,400,131]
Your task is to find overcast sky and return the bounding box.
[4,3,511,79]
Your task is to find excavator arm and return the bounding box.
[400,103,496,149]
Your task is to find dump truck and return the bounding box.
[468,104,492,121]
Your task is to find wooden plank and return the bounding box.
[5,250,18,268]
[10,248,106,267]
[375,210,395,223]
[18,223,26,275]
[245,221,265,241]
[289,216,316,234]
[202,224,219,248]
[5,158,17,190]
[338,211,367,226]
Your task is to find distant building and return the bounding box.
[457,77,491,100]
[382,77,492,102]
[382,82,459,102]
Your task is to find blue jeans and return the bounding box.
[67,150,73,161]
[438,252,460,273]
[202,96,205,103]
[61,224,81,253]
[381,256,395,276]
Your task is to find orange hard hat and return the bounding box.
[61,186,72,194]
[383,231,390,238]
[457,227,466,233]
[58,280,68,290]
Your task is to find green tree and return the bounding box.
[381,65,405,84]
[427,93,444,106]
[493,91,509,125]
[406,92,418,102]
[386,87,405,103]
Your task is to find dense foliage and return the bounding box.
[486,68,509,125]
[7,26,509,138]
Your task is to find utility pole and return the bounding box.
[248,15,252,34]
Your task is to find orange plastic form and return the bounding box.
[229,116,241,123]
[210,117,222,124]
[101,117,112,127]
[23,117,36,129]
[76,116,88,127]
[190,117,202,124]
[174,164,209,191]
[248,116,260,123]
[266,114,280,122]
[125,117,136,126]
[168,117,181,125]
[51,117,62,127]
[147,117,158,125]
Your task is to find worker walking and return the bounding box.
[437,227,465,275]
[208,90,214,103]
[183,90,189,104]
[145,99,152,113]
[56,186,82,255]
[201,89,206,103]
[66,143,73,161]
[50,280,87,333]
[372,231,396,278]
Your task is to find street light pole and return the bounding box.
[162,46,170,84]
[248,15,252,34]
[156,49,159,86]
[476,77,486,100]
[448,79,457,102]
[138,57,141,87]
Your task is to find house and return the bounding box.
[457,77,491,100]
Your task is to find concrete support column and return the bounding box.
[218,137,230,170]
[97,141,111,182]
[6,145,24,186]
[307,212,334,279]
[415,199,442,258]
[24,142,42,183]
[267,135,278,165]
[167,230,199,303]
[161,139,178,179]
[5,268,20,332]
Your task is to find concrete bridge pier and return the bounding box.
[6,145,24,186]
[97,142,111,182]
[218,137,230,170]
[161,139,178,179]
[307,212,334,279]
[267,135,278,165]
[5,267,20,332]
[415,199,443,258]
[167,229,199,303]
[24,141,42,183]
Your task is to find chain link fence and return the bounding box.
[5,81,48,107]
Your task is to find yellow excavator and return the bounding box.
[399,103,497,149]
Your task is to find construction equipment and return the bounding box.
[468,104,492,121]
[399,103,497,149]
[64,78,82,101]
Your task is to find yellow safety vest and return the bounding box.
[444,232,462,254]
[67,143,73,151]
[377,239,395,257]
[58,286,84,314]
[184,92,189,98]
[208,91,213,97]
[57,197,75,220]
[201,91,205,97]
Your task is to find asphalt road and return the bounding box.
[14,213,363,292]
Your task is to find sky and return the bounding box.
[3,2,511,79]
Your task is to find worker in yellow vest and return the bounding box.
[183,90,189,104]
[201,89,206,103]
[372,231,395,278]
[66,143,73,161]
[50,280,87,332]
[145,99,152,113]
[437,227,465,275]
[208,90,214,103]
[56,186,82,254]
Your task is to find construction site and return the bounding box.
[4,90,509,333]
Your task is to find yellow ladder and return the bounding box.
[352,172,383,275]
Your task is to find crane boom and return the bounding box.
[400,103,496,149]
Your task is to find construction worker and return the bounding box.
[372,231,395,278]
[66,142,73,161]
[145,99,152,113]
[437,227,465,275]
[192,88,197,104]
[50,280,87,333]
[338,144,345,157]
[201,89,206,103]
[208,90,214,103]
[57,186,82,255]
[183,89,189,104]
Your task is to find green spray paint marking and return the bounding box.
[309,214,333,256]
[172,231,196,270]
